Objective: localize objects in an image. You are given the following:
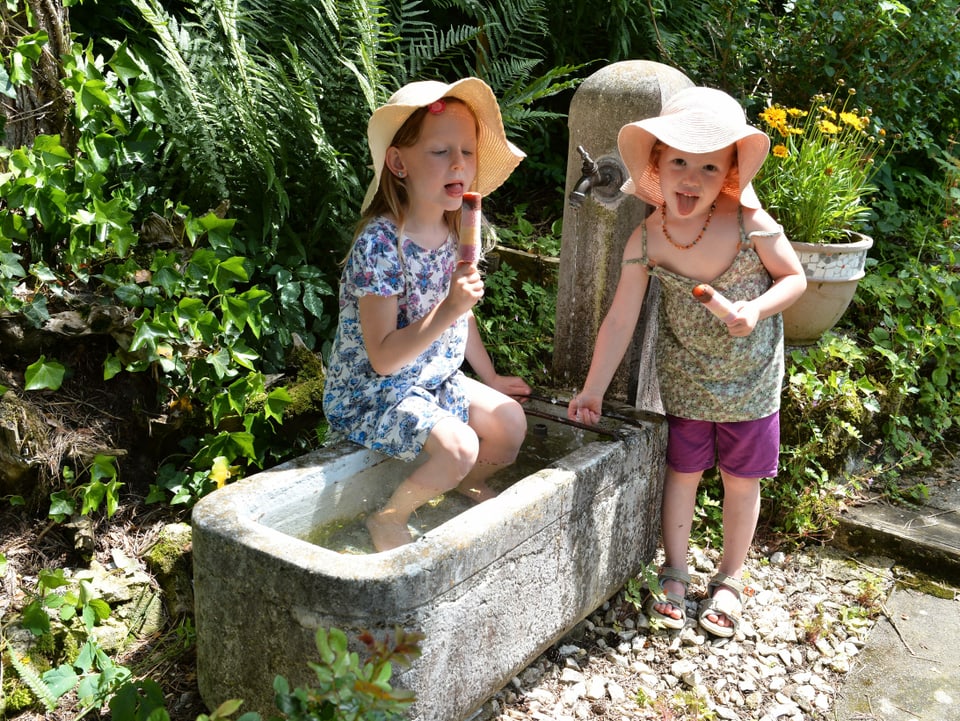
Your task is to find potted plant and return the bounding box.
[753,85,890,344]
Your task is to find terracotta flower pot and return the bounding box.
[782,232,874,345]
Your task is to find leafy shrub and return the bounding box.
[474,261,556,388]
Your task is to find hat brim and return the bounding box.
[362,78,525,212]
[617,89,769,209]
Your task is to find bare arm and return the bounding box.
[570,226,651,423]
[723,208,807,336]
[465,313,532,398]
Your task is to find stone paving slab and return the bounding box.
[834,478,960,585]
[833,586,960,721]
[833,474,960,720]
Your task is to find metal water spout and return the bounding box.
[555,60,693,409]
[567,145,626,207]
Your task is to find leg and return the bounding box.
[366,417,479,552]
[700,470,760,631]
[652,467,703,622]
[455,376,527,501]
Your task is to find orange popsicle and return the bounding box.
[459,192,482,264]
[692,283,736,323]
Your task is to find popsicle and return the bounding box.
[459,192,482,264]
[692,283,737,323]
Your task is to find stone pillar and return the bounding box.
[553,61,692,412]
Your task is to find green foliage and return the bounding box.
[20,568,112,636]
[474,261,556,387]
[48,454,123,521]
[644,1,960,137]
[7,566,132,718]
[270,627,422,721]
[754,86,891,245]
[23,355,66,390]
[43,638,134,712]
[491,204,561,256]
[5,642,59,713]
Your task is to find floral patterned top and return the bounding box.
[321,216,470,460]
[624,210,784,422]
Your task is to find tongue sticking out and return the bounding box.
[676,194,699,216]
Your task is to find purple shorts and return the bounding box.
[666,412,780,478]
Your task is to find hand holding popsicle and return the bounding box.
[459,192,482,265]
[692,283,737,324]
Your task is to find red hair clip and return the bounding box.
[427,100,446,115]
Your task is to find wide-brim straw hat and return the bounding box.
[618,86,770,209]
[362,77,525,212]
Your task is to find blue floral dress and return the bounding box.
[322,216,470,460]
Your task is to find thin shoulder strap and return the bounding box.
[622,218,652,268]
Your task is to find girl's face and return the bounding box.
[389,102,479,215]
[656,144,735,217]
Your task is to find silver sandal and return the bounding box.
[647,566,690,630]
[698,572,744,638]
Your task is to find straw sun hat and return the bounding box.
[362,77,526,211]
[618,86,770,209]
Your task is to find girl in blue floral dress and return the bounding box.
[322,78,531,552]
[569,88,807,637]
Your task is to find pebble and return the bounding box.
[477,545,894,720]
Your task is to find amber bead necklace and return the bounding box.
[660,202,717,250]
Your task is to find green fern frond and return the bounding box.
[5,645,58,713]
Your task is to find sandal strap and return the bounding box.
[658,566,691,588]
[707,572,744,599]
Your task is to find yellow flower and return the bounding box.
[818,119,840,135]
[839,111,862,129]
[760,106,790,136]
[752,85,892,246]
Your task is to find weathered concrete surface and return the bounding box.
[833,587,960,720]
[553,60,692,410]
[192,400,667,721]
[833,467,960,720]
[834,475,960,585]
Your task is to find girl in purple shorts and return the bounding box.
[568,87,806,637]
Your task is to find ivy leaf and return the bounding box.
[205,347,235,381]
[212,256,249,293]
[25,355,66,390]
[21,600,51,636]
[264,387,292,424]
[106,41,145,82]
[0,62,14,98]
[103,354,123,380]
[48,490,76,521]
[199,212,237,251]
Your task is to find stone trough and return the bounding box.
[192,397,666,721]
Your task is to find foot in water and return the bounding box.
[365,509,412,552]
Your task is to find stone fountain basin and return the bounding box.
[192,398,666,721]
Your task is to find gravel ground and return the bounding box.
[472,542,900,721]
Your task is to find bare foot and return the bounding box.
[365,509,412,552]
[456,478,498,503]
[703,585,738,628]
[652,578,686,622]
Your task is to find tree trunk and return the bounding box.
[1,0,74,151]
